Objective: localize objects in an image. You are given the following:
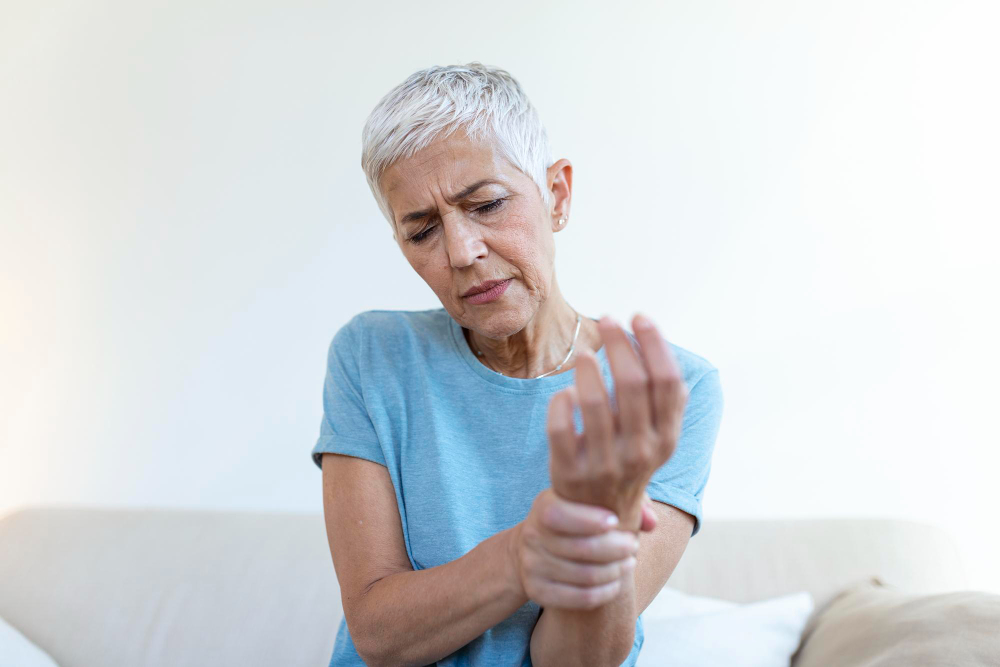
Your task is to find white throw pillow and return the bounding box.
[636,588,814,667]
[0,615,59,667]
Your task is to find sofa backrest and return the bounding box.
[0,506,967,667]
[670,517,967,606]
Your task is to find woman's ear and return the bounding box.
[546,158,573,230]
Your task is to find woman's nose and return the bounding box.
[444,216,487,268]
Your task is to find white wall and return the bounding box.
[2,1,998,593]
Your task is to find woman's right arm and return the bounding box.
[321,452,641,667]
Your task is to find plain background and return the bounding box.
[2,1,998,594]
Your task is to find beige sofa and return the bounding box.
[0,506,972,666]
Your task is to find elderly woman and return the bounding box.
[310,62,724,667]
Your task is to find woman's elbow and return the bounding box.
[593,624,637,667]
[355,646,395,667]
[610,628,637,667]
[347,608,426,667]
[588,629,636,667]
[343,604,392,667]
[348,622,397,667]
[355,639,429,667]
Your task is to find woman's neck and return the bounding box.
[463,298,602,378]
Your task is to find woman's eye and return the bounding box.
[409,199,504,244]
[476,198,505,214]
[410,226,436,243]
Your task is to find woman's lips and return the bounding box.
[464,278,512,305]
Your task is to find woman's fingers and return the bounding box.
[640,499,658,533]
[547,386,583,475]
[540,530,640,563]
[538,489,619,536]
[598,316,653,444]
[573,349,617,474]
[530,579,624,611]
[630,313,688,457]
[519,490,640,612]
[528,547,637,588]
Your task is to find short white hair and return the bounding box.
[361,62,554,234]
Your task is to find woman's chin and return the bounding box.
[460,305,533,336]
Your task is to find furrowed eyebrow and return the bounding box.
[399,179,502,225]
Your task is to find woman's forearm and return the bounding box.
[528,505,645,667]
[349,525,528,667]
[529,568,638,667]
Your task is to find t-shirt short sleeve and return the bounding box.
[311,316,387,470]
[645,366,724,537]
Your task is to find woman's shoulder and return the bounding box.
[660,339,720,397]
[334,308,452,361]
[668,340,717,374]
[343,307,449,337]
[621,326,717,384]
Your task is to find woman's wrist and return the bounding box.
[503,523,530,604]
[617,501,645,533]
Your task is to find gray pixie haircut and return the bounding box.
[361,62,554,234]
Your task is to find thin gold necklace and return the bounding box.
[469,310,583,379]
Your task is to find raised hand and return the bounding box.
[546,313,688,530]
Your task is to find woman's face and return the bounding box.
[381,127,570,337]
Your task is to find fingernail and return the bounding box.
[624,556,637,571]
[603,514,619,528]
[634,313,653,331]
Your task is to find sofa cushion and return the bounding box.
[637,587,815,666]
[0,614,59,667]
[792,576,1000,666]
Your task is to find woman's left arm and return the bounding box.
[531,314,695,666]
[529,500,693,666]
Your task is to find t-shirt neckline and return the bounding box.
[446,310,612,394]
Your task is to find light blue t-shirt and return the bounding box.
[311,307,724,667]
